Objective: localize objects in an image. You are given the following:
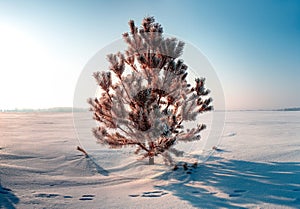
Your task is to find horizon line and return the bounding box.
[1,106,300,113]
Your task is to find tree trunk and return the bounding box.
[149,156,154,165]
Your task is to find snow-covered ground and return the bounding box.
[0,111,300,209]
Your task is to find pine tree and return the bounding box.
[88,17,212,165]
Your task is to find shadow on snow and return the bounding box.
[0,182,19,209]
[155,156,300,209]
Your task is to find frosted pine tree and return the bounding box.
[88,17,212,165]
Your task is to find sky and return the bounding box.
[0,0,299,110]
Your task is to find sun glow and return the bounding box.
[0,23,44,68]
[0,23,55,109]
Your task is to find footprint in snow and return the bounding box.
[223,132,237,137]
[79,194,95,201]
[142,190,168,197]
[35,193,60,198]
[128,194,139,197]
[192,191,218,195]
[229,189,247,197]
[129,190,168,198]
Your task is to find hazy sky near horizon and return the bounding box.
[0,0,299,110]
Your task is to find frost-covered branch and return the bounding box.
[88,16,213,165]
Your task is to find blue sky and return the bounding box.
[0,0,299,110]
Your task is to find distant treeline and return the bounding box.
[1,107,88,113]
[277,107,300,112]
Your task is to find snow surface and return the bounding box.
[0,111,300,209]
